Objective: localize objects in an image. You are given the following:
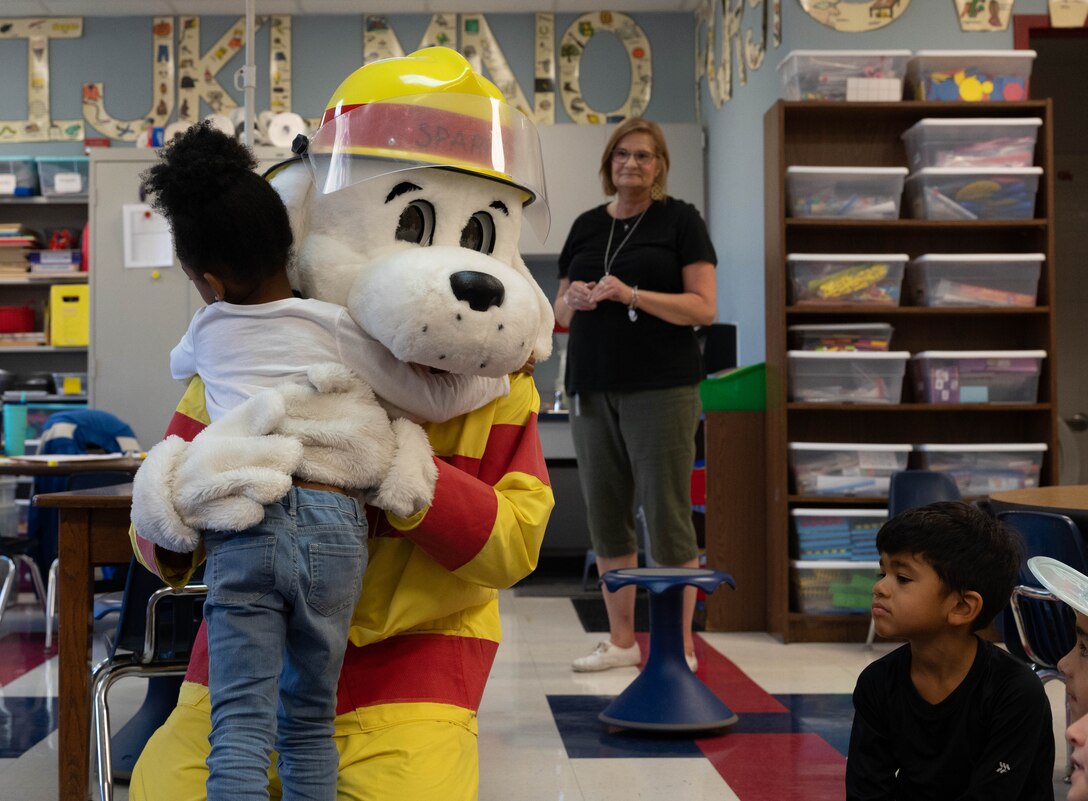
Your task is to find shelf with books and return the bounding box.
[0,196,88,402]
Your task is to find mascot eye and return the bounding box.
[395,200,435,246]
[460,212,496,255]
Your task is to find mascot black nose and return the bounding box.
[450,271,505,312]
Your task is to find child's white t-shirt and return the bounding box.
[170,297,508,424]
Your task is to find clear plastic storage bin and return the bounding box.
[792,509,888,562]
[36,156,89,196]
[907,50,1036,102]
[0,157,38,197]
[788,442,911,496]
[902,118,1041,170]
[788,323,893,352]
[777,50,911,102]
[914,443,1046,496]
[787,254,908,306]
[786,167,908,219]
[904,167,1041,220]
[788,351,910,404]
[905,253,1043,308]
[791,560,879,614]
[911,350,1045,404]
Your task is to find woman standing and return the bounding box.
[555,118,717,672]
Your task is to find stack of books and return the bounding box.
[0,223,38,277]
[28,248,81,275]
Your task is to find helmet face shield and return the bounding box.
[304,93,550,241]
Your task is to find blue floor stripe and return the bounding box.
[0,696,58,758]
[548,693,855,759]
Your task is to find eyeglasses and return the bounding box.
[611,148,657,166]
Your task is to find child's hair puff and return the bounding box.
[141,121,292,290]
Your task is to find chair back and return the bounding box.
[109,558,206,662]
[887,470,961,517]
[998,510,1087,668]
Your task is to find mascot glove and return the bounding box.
[372,417,438,519]
[274,363,437,517]
[275,362,398,490]
[131,391,304,552]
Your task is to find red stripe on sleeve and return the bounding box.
[164,410,206,443]
[405,459,497,570]
[477,418,549,487]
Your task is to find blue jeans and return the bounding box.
[203,487,366,801]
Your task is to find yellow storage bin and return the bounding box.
[48,283,89,346]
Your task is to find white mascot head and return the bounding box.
[268,47,554,379]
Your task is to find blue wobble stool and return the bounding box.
[598,567,738,732]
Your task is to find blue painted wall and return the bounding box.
[0,2,1057,362]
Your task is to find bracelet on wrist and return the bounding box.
[627,285,639,322]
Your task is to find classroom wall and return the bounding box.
[0,2,1059,366]
[0,12,698,156]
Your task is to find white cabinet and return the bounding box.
[89,149,290,447]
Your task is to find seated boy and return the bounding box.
[847,501,1055,801]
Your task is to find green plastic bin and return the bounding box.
[699,362,766,411]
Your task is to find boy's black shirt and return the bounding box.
[847,638,1054,801]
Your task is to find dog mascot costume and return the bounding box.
[128,48,555,801]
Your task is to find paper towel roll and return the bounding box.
[267,112,307,149]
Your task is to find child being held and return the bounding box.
[133,121,507,801]
[847,501,1054,801]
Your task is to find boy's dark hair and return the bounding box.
[876,500,1022,631]
[140,121,292,291]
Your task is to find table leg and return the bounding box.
[58,510,92,801]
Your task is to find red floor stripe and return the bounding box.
[698,732,846,800]
[0,631,55,686]
[634,632,788,714]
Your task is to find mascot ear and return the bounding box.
[269,162,314,279]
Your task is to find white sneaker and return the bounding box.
[686,652,698,672]
[572,641,641,672]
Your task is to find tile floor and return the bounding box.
[0,583,1074,800]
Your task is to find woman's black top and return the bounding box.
[558,197,717,395]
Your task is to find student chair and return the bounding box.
[92,557,206,801]
[865,470,961,647]
[998,511,1088,678]
[0,536,47,629]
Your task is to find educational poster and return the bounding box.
[1049,0,1088,27]
[0,17,83,143]
[559,12,651,124]
[955,0,1014,31]
[799,0,913,32]
[83,17,174,141]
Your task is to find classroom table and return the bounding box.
[34,483,135,801]
[990,485,1088,535]
[0,455,144,478]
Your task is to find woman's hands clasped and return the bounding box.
[565,276,634,311]
[587,274,634,307]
